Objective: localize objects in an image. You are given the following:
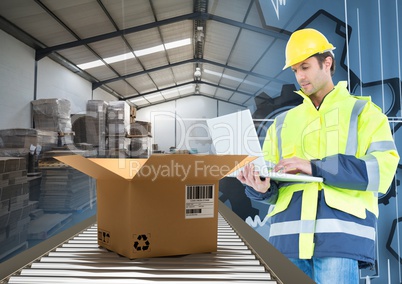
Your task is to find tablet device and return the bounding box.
[206,109,323,182]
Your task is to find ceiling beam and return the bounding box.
[35,12,201,60]
[92,59,196,89]
[200,81,255,98]
[135,93,245,110]
[125,81,195,100]
[206,13,290,40]
[124,79,256,101]
[92,58,288,90]
[35,11,289,60]
[201,58,288,83]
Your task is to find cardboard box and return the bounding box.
[31,99,72,132]
[55,154,249,259]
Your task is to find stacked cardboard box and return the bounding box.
[130,106,136,123]
[27,175,41,201]
[0,128,58,153]
[107,136,130,158]
[0,157,34,259]
[0,128,58,176]
[71,114,88,144]
[130,120,151,136]
[86,100,108,151]
[127,120,152,158]
[128,136,151,158]
[106,101,130,157]
[107,101,130,135]
[31,99,72,133]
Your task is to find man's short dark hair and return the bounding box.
[313,51,336,76]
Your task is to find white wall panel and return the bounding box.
[136,100,176,153]
[175,96,217,154]
[92,88,117,102]
[217,101,245,116]
[136,96,246,153]
[36,57,91,115]
[0,30,35,129]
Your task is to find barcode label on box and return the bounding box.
[185,184,214,219]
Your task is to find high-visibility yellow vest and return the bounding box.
[262,81,399,260]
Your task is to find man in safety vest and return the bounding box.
[237,28,399,283]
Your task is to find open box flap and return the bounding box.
[55,154,249,181]
[55,155,146,180]
[88,158,148,179]
[224,155,257,177]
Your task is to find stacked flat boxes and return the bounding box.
[31,98,74,147]
[31,99,72,133]
[0,128,58,175]
[0,128,58,152]
[106,101,130,158]
[38,166,95,212]
[38,151,96,212]
[0,157,33,259]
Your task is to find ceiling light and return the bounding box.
[77,60,104,69]
[165,38,191,49]
[194,67,202,79]
[134,45,165,57]
[105,52,135,64]
[203,69,264,88]
[78,38,192,70]
[133,38,192,57]
[196,26,204,42]
[144,93,162,100]
[130,96,147,103]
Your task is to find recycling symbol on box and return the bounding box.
[133,234,150,251]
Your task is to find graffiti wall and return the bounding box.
[219,1,402,283]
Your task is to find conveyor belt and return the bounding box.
[5,215,275,284]
[1,202,314,284]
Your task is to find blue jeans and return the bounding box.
[289,257,359,284]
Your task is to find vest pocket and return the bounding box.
[323,187,368,219]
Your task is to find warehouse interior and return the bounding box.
[0,0,402,283]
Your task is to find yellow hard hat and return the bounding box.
[283,28,335,70]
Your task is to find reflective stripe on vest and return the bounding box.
[299,183,319,258]
[346,100,367,155]
[361,154,380,192]
[363,140,397,192]
[275,112,287,160]
[367,140,397,154]
[270,218,375,241]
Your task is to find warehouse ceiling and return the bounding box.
[0,0,293,109]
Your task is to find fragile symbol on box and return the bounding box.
[98,229,111,244]
[133,234,151,252]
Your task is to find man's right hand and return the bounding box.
[237,163,271,193]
